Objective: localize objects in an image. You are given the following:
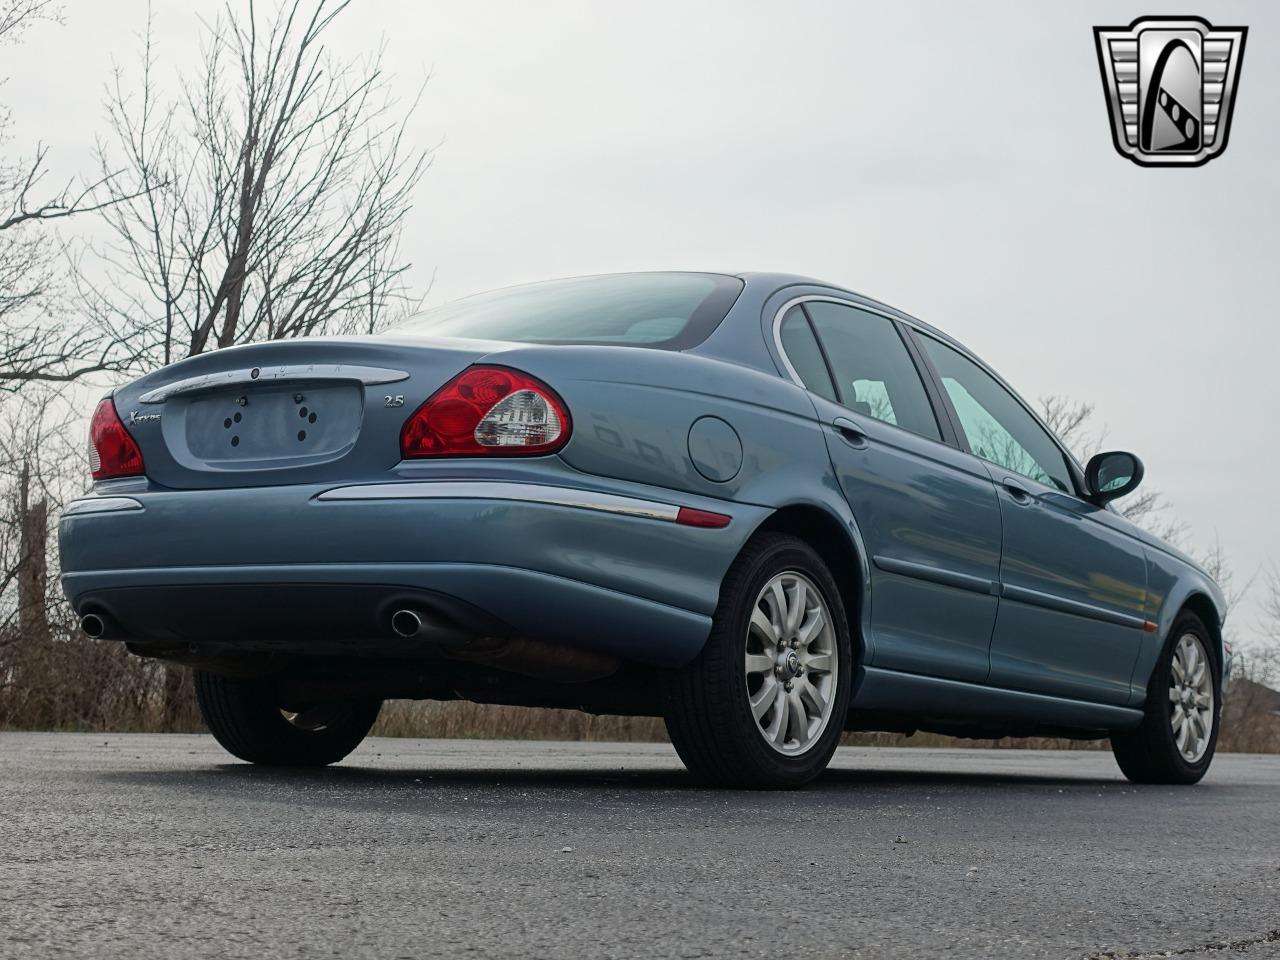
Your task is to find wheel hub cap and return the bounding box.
[744,570,839,756]
[776,650,802,680]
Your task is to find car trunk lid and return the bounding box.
[110,337,499,489]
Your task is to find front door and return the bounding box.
[778,301,1004,684]
[915,333,1149,705]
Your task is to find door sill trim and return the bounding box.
[853,666,1142,731]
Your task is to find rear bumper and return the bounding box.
[59,478,765,667]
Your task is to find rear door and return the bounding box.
[913,332,1149,705]
[777,300,1003,683]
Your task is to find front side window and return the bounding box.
[803,302,941,441]
[918,335,1074,493]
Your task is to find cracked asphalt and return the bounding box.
[1,734,1278,960]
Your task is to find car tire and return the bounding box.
[1110,611,1220,785]
[194,669,381,767]
[663,532,854,789]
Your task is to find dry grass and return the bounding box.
[371,700,1111,750]
[5,627,1279,754]
[0,629,203,733]
[1219,682,1280,754]
[371,700,668,742]
[841,731,1108,750]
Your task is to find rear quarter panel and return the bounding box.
[489,344,832,511]
[481,342,867,624]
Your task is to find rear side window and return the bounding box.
[777,307,837,402]
[918,334,1074,493]
[391,273,743,349]
[803,302,941,441]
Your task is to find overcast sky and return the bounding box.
[7,1,1278,646]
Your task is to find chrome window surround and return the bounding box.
[771,295,862,389]
[61,497,144,516]
[316,481,684,523]
[769,294,1087,495]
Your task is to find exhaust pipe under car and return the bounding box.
[390,606,620,683]
[390,607,472,646]
[79,613,108,639]
[390,609,424,639]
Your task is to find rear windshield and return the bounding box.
[391,272,743,349]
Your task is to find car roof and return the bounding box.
[730,271,961,349]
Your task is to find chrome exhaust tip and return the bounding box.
[79,613,107,639]
[390,609,424,639]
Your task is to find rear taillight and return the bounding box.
[88,397,145,481]
[400,366,571,458]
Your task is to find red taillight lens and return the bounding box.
[89,398,145,481]
[400,366,572,458]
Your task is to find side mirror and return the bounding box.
[1085,451,1144,505]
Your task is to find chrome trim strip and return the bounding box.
[872,555,1000,596]
[61,497,144,517]
[871,554,1142,627]
[316,481,683,523]
[138,364,409,403]
[770,294,877,389]
[770,292,1090,493]
[1000,583,1148,630]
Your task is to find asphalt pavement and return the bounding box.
[1,733,1278,960]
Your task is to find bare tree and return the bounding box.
[85,0,429,368]
[0,2,125,725]
[1243,567,1280,685]
[1267,569,1280,639]
[0,389,77,613]
[75,0,428,724]
[1040,396,1104,460]
[1039,394,1186,545]
[0,386,207,734]
[0,387,77,704]
[1214,566,1280,752]
[0,1,141,387]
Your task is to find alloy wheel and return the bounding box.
[744,571,839,755]
[1169,633,1214,763]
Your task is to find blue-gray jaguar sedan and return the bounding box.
[59,272,1226,788]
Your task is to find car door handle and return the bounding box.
[1001,478,1033,504]
[832,417,869,449]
